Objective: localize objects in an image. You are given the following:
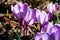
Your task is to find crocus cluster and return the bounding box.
[11,2,60,40]
[34,3,60,40]
[11,2,37,34]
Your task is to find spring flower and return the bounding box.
[36,10,48,26]
[47,2,58,14]
[11,2,28,26]
[34,23,60,40]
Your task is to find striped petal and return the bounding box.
[47,3,58,13]
[24,7,32,22]
[34,32,49,40]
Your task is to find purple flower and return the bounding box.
[36,10,48,25]
[34,23,60,40]
[11,2,28,25]
[47,3,58,13]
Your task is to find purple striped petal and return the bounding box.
[18,3,28,19]
[42,22,53,34]
[24,7,32,22]
[32,8,37,18]
[23,3,28,18]
[11,4,20,14]
[49,25,60,34]
[28,18,35,25]
[36,9,41,22]
[47,3,58,13]
[16,2,24,12]
[28,8,37,25]
[34,32,49,40]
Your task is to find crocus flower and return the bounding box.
[36,10,48,26]
[34,23,60,40]
[36,8,58,32]
[47,3,58,21]
[36,2,58,26]
[47,2,58,14]
[11,2,28,26]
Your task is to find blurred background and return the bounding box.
[0,0,60,40]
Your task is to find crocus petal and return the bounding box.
[24,7,32,22]
[42,22,53,34]
[23,3,28,14]
[13,4,20,14]
[49,25,60,40]
[45,14,49,22]
[53,3,58,12]
[41,33,49,40]
[55,30,60,40]
[20,3,28,19]
[28,18,35,25]
[11,4,20,14]
[28,8,37,25]
[34,32,49,40]
[36,9,41,21]
[32,8,37,18]
[16,2,24,12]
[49,25,60,34]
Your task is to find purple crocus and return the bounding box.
[36,10,49,26]
[47,2,58,14]
[11,2,28,26]
[34,23,60,40]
